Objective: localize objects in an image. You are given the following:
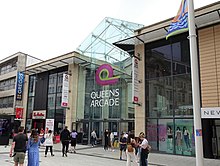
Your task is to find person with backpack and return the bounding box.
[126,133,138,166]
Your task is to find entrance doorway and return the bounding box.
[214,120,220,158]
[32,119,45,133]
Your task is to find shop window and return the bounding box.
[158,119,174,154]
[174,119,195,156]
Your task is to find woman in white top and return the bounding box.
[139,132,149,166]
[44,130,54,157]
[110,132,115,151]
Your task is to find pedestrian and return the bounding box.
[44,130,55,157]
[91,130,97,147]
[126,133,138,166]
[9,126,28,166]
[39,128,45,144]
[60,126,70,157]
[70,129,78,153]
[119,133,127,160]
[27,129,41,166]
[104,129,110,151]
[110,131,115,151]
[138,132,149,166]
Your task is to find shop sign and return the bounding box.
[90,89,120,107]
[132,57,139,104]
[15,107,23,119]
[16,72,25,100]
[32,110,46,119]
[95,64,120,86]
[201,107,220,118]
[61,74,69,107]
[45,119,54,131]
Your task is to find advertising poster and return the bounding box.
[61,74,69,107]
[45,119,54,131]
[173,119,195,156]
[15,107,24,119]
[16,72,25,100]
[132,57,139,104]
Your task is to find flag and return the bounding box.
[166,0,188,39]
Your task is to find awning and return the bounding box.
[25,51,90,75]
[114,2,220,52]
[25,51,131,77]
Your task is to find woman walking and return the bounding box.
[104,129,110,151]
[126,133,138,166]
[27,129,40,166]
[44,130,54,157]
[70,130,77,153]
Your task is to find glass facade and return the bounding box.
[76,64,134,142]
[145,34,195,156]
[47,72,67,134]
[75,17,142,143]
[26,71,67,134]
[26,75,36,131]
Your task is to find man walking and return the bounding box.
[9,126,28,166]
[60,126,70,157]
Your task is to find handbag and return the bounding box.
[127,144,134,152]
[40,136,45,144]
[146,144,152,152]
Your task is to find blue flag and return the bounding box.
[166,0,188,39]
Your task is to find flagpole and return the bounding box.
[187,0,204,165]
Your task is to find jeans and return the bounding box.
[140,149,148,166]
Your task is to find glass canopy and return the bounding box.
[77,17,143,70]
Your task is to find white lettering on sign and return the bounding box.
[90,89,120,107]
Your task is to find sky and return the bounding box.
[0,0,218,61]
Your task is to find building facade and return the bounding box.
[0,52,41,142]
[114,1,220,159]
[22,17,143,144]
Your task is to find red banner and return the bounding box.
[15,107,23,119]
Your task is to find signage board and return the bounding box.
[45,119,54,131]
[16,72,25,100]
[61,74,69,107]
[32,110,46,119]
[15,107,24,119]
[132,57,139,104]
[95,64,120,86]
[201,107,220,118]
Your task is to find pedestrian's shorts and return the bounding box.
[14,152,25,164]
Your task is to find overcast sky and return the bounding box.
[0,0,218,61]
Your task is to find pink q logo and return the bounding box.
[95,64,120,86]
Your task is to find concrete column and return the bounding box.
[135,43,145,137]
[65,63,79,130]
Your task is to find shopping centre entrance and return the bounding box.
[73,120,134,145]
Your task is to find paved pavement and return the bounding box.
[1,142,220,166]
